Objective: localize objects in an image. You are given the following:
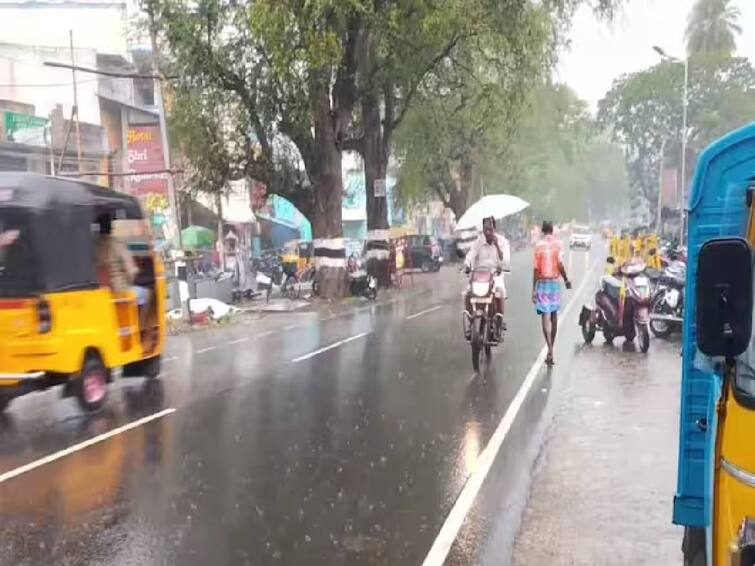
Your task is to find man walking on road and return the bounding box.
[533,221,571,365]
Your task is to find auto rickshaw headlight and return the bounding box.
[730,518,755,566]
[37,297,52,334]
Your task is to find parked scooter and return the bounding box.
[580,257,652,352]
[649,259,686,338]
[347,254,377,300]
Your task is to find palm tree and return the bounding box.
[685,0,742,58]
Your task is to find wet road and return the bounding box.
[0,244,600,566]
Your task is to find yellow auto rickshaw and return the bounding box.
[281,239,313,277]
[0,173,167,413]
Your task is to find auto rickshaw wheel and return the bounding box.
[76,354,109,413]
[682,527,706,566]
[143,356,161,379]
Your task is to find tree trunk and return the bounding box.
[449,159,474,222]
[362,96,389,231]
[361,91,393,287]
[310,85,347,298]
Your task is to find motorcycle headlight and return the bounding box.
[472,282,490,297]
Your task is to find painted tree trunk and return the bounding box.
[361,91,392,287]
[310,86,347,298]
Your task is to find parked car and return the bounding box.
[405,235,443,271]
[569,225,592,250]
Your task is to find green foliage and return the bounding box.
[397,78,628,223]
[686,0,742,58]
[598,55,755,212]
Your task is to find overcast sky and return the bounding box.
[556,0,755,112]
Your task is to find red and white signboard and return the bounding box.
[127,126,168,197]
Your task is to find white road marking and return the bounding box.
[406,305,442,320]
[0,408,177,484]
[421,260,600,566]
[229,337,248,345]
[284,324,298,331]
[164,356,177,363]
[292,332,370,363]
[196,346,215,354]
[257,330,278,338]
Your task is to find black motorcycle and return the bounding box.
[252,251,284,302]
[463,268,503,372]
[649,260,686,338]
[347,255,377,300]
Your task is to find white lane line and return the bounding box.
[196,346,216,354]
[421,260,600,566]
[229,337,248,345]
[164,356,177,363]
[284,324,298,331]
[406,305,442,320]
[292,332,370,363]
[0,408,176,485]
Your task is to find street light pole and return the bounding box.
[653,46,689,244]
[680,57,689,245]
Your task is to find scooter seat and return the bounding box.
[601,275,622,301]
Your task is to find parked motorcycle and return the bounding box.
[649,260,686,338]
[347,255,377,300]
[252,251,284,302]
[463,268,503,372]
[580,258,652,353]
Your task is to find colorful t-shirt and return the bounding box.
[534,235,563,280]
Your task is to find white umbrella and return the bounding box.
[456,194,530,230]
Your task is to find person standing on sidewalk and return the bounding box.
[532,221,571,365]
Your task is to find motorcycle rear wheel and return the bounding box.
[581,319,596,344]
[649,294,672,339]
[603,328,615,345]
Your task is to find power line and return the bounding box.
[0,78,99,88]
[44,61,174,80]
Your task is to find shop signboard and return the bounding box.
[127,125,168,197]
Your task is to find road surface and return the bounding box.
[0,244,613,565]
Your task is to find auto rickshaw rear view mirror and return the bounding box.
[696,237,753,358]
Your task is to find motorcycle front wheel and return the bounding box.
[637,323,650,353]
[471,320,484,372]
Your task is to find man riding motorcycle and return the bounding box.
[464,216,511,339]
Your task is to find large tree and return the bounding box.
[686,0,742,58]
[598,54,755,220]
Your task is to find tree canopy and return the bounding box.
[598,54,755,222]
[686,0,742,58]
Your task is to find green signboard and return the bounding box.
[3,111,49,146]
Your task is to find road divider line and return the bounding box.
[284,324,298,331]
[164,356,177,363]
[0,408,177,484]
[258,330,277,337]
[406,305,442,320]
[196,346,215,354]
[292,332,370,363]
[229,337,248,345]
[421,259,600,566]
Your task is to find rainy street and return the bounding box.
[0,243,681,566]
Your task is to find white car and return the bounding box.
[569,226,592,250]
